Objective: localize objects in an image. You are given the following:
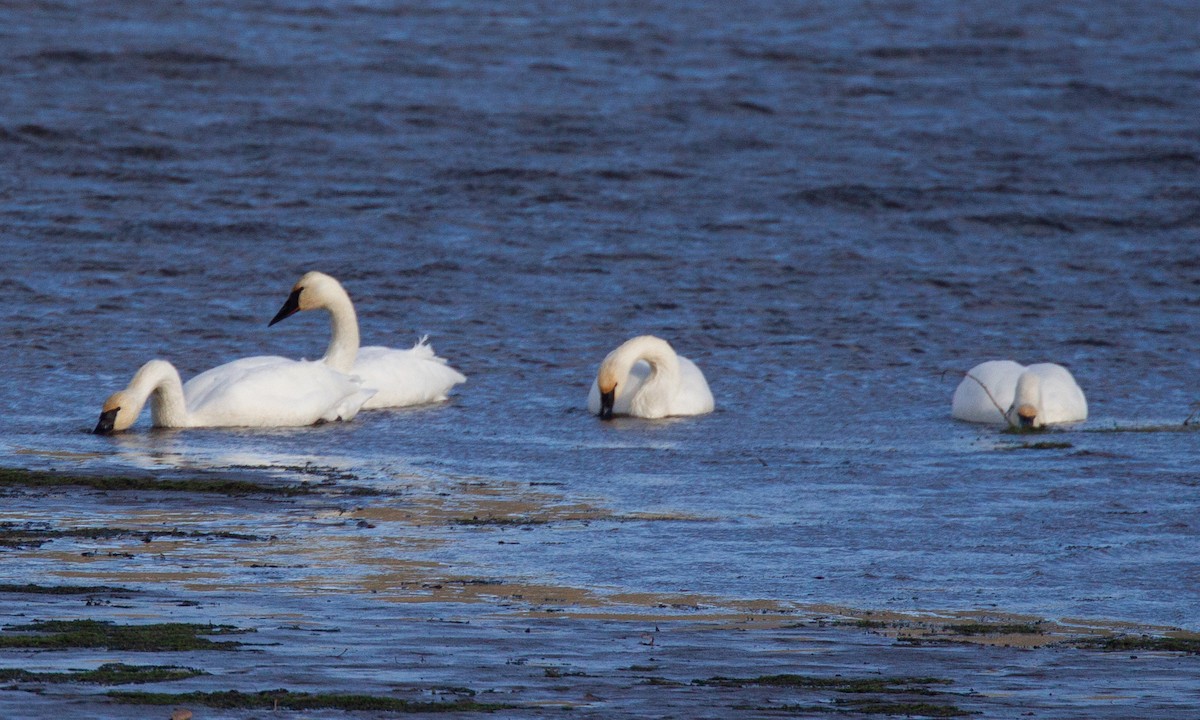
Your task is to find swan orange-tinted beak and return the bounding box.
[598,389,616,420]
[269,288,302,326]
[94,407,119,434]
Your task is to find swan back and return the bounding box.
[951,360,1025,424]
[1007,363,1087,427]
[183,356,374,427]
[596,336,679,395]
[356,338,467,409]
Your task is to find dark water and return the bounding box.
[2,0,1199,654]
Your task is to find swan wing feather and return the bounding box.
[184,357,372,427]
[355,341,466,409]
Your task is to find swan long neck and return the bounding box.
[1013,372,1042,409]
[130,360,189,428]
[321,288,360,374]
[601,335,681,396]
[1008,371,1043,428]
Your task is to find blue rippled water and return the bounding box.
[1,0,1199,629]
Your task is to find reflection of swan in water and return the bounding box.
[269,271,465,409]
[99,429,369,478]
[94,357,373,433]
[952,360,1087,428]
[587,335,714,420]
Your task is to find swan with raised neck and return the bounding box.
[269,271,359,373]
[588,335,714,420]
[269,271,466,409]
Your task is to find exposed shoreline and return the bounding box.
[1,467,1198,718]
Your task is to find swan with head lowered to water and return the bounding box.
[268,271,465,409]
[587,335,714,420]
[94,356,374,433]
[951,359,1087,429]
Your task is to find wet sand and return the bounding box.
[2,468,1198,719]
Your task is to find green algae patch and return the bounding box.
[701,675,974,717]
[949,623,1043,636]
[451,515,551,527]
[1084,423,1200,434]
[0,663,205,684]
[997,441,1073,451]
[0,523,263,548]
[999,426,1048,436]
[836,698,976,716]
[0,583,136,595]
[0,620,250,651]
[694,675,952,694]
[0,467,323,497]
[1076,634,1200,654]
[843,619,889,629]
[106,689,516,712]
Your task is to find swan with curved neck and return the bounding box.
[951,360,1087,428]
[95,355,373,433]
[269,271,465,409]
[587,335,714,420]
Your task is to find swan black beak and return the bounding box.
[599,389,615,421]
[94,407,119,435]
[269,288,302,326]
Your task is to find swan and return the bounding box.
[951,360,1087,428]
[94,357,374,433]
[268,271,465,409]
[586,335,714,420]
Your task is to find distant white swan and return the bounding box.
[587,335,714,419]
[952,360,1087,428]
[268,271,465,409]
[94,357,374,433]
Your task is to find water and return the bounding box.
[1,1,1199,714]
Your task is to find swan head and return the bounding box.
[269,271,346,326]
[594,336,675,420]
[94,392,135,434]
[596,353,626,421]
[1006,371,1043,429]
[1012,404,1038,429]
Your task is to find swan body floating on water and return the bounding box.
[269,271,466,409]
[587,335,714,419]
[952,360,1087,428]
[95,357,374,433]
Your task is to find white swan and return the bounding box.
[586,335,714,419]
[268,271,465,409]
[952,360,1087,428]
[94,357,374,433]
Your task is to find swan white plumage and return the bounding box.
[268,271,465,409]
[586,335,714,419]
[951,360,1087,428]
[94,357,374,433]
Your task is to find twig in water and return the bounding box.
[1184,403,1200,426]
[958,370,1016,429]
